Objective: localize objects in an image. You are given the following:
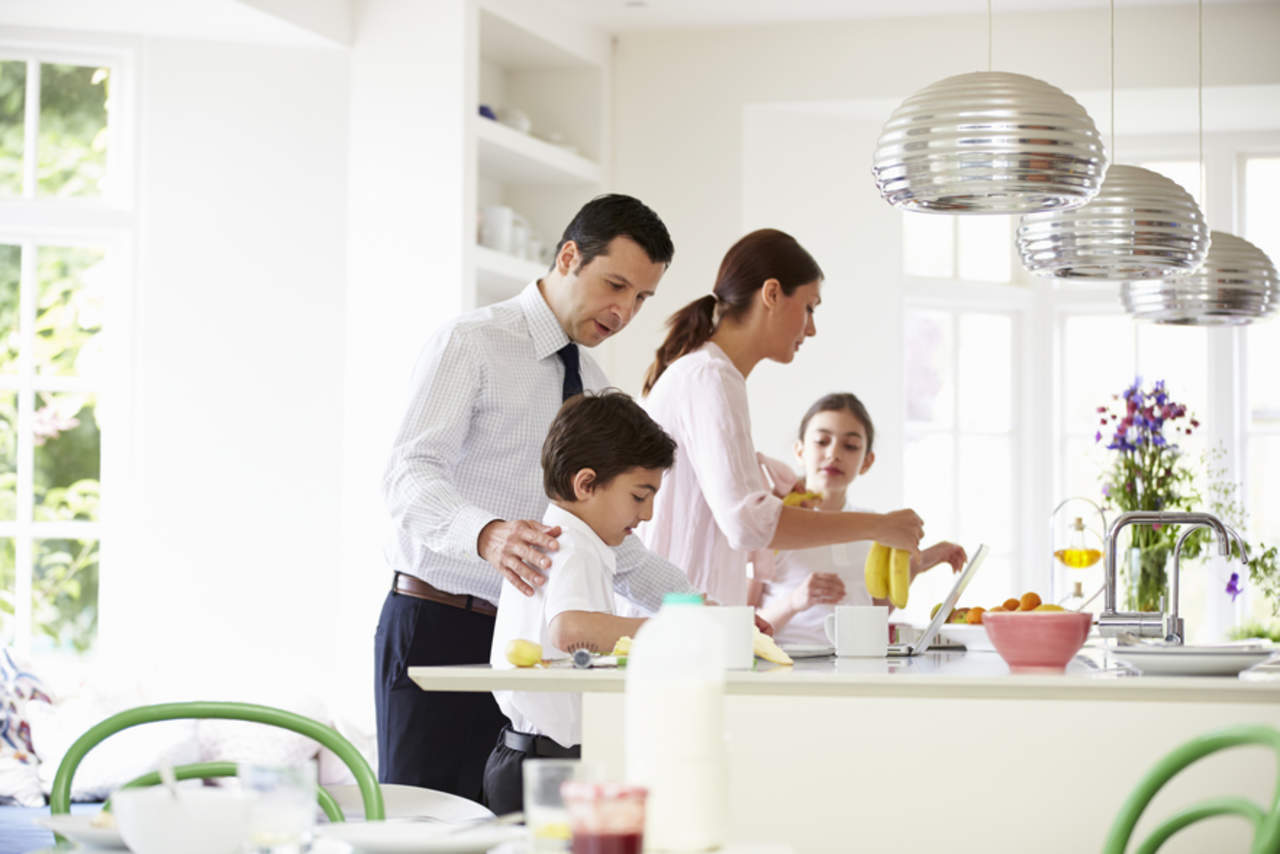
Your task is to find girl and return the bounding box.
[635,229,924,607]
[756,393,966,646]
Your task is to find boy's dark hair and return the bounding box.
[542,389,677,501]
[798,392,876,454]
[553,194,675,272]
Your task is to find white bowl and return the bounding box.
[113,786,253,854]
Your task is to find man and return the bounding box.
[375,194,701,801]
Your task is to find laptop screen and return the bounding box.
[912,544,989,652]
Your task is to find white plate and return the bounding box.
[935,623,996,652]
[36,814,128,850]
[317,820,524,853]
[1111,645,1277,676]
[779,643,834,659]
[327,784,492,823]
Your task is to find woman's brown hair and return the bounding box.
[641,228,823,396]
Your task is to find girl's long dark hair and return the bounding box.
[642,228,822,395]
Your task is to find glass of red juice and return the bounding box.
[560,781,648,854]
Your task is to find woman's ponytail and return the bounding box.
[641,229,823,396]
[642,294,716,396]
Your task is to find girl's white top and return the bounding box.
[637,342,784,607]
[757,504,875,647]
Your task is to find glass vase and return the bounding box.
[1127,545,1170,613]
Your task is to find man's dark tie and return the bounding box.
[557,343,583,402]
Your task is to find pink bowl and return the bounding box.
[982,611,1092,672]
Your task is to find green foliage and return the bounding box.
[38,64,109,198]
[0,61,24,195]
[1227,620,1280,644]
[1179,444,1280,618]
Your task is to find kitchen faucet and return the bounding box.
[1099,511,1233,644]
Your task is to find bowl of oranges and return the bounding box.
[980,593,1092,672]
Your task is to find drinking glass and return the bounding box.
[523,758,600,851]
[237,761,316,853]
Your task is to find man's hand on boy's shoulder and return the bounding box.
[478,519,562,596]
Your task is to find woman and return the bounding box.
[636,229,923,606]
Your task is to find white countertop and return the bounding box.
[409,647,1280,704]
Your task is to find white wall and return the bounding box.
[609,2,1280,471]
[335,0,474,725]
[100,36,350,698]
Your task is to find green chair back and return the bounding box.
[48,700,385,823]
[1103,723,1280,854]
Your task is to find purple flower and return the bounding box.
[1225,572,1242,601]
[1095,430,1102,442]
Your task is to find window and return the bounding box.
[0,46,129,658]
[902,211,1014,284]
[904,308,1018,619]
[1243,155,1280,625]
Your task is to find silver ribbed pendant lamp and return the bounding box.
[1121,1,1278,325]
[1015,0,1209,279]
[1017,165,1209,278]
[871,3,1106,214]
[873,72,1107,214]
[1122,231,1278,324]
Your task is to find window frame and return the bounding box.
[903,258,1033,599]
[0,33,137,659]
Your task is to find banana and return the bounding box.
[752,627,793,665]
[863,542,891,599]
[888,548,911,608]
[783,490,823,508]
[611,636,633,657]
[505,638,542,667]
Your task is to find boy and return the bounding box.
[482,390,677,814]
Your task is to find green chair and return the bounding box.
[1102,724,1280,854]
[49,700,385,826]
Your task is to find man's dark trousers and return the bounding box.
[374,590,507,802]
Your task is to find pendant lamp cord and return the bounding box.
[1198,0,1205,204]
[987,0,992,72]
[1109,0,1116,159]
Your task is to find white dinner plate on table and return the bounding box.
[327,783,493,823]
[936,624,996,652]
[36,813,128,849]
[779,643,834,659]
[1111,644,1277,677]
[317,820,524,853]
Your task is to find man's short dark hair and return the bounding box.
[554,194,675,271]
[542,389,677,501]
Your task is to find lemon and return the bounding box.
[505,638,542,667]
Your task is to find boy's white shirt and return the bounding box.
[490,502,617,748]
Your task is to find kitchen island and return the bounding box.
[410,649,1280,853]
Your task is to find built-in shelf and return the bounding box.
[475,244,545,304]
[475,117,602,186]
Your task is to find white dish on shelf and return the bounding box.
[317,820,523,853]
[779,643,834,659]
[935,623,996,652]
[36,813,128,849]
[1110,644,1277,677]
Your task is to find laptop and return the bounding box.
[886,543,989,657]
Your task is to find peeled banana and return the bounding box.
[752,627,793,665]
[863,542,911,607]
[505,638,542,667]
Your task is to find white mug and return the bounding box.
[824,605,888,657]
[480,205,517,253]
[702,606,755,669]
